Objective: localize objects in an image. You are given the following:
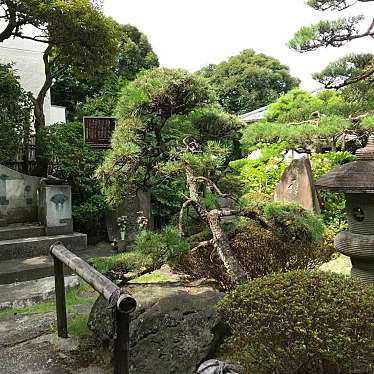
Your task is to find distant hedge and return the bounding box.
[218,271,374,374]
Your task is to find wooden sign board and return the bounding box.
[83,117,116,148]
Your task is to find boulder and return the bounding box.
[88,284,224,374]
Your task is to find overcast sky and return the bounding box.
[103,0,374,90]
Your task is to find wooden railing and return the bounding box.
[50,242,136,374]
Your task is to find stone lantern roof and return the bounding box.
[315,136,374,194]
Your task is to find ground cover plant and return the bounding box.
[218,271,374,374]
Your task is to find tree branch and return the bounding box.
[179,199,194,237]
[190,239,215,254]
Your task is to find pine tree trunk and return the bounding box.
[184,164,247,283]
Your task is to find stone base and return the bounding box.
[335,231,374,284]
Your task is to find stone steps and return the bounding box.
[0,233,87,261]
[0,244,114,285]
[0,223,45,241]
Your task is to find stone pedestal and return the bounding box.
[39,181,73,236]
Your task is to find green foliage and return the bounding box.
[307,0,372,11]
[198,49,299,114]
[289,0,374,86]
[134,226,190,266]
[217,271,374,374]
[90,226,189,280]
[52,23,159,120]
[262,202,325,243]
[289,16,366,52]
[97,68,241,222]
[230,144,289,196]
[115,24,159,80]
[0,64,33,163]
[81,76,126,117]
[241,115,351,152]
[42,122,107,238]
[313,53,374,89]
[177,219,332,289]
[265,88,347,123]
[311,151,356,232]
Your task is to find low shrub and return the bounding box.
[217,271,374,374]
[176,219,333,289]
[263,202,325,243]
[90,226,189,281]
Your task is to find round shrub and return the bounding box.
[217,271,374,374]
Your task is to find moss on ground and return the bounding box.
[319,253,351,275]
[0,283,96,321]
[129,272,175,284]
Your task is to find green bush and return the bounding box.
[230,143,289,196]
[176,219,332,289]
[217,271,374,374]
[311,151,356,233]
[263,202,325,243]
[134,226,190,266]
[91,226,189,281]
[0,64,33,163]
[42,122,108,240]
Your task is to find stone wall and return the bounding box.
[0,165,41,225]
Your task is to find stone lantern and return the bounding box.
[315,136,374,283]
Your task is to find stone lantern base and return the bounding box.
[335,231,374,283]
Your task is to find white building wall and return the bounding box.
[0,29,65,126]
[50,105,66,124]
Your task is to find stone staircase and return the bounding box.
[0,223,89,284]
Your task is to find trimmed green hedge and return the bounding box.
[218,271,374,374]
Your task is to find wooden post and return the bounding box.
[53,256,68,338]
[114,311,130,374]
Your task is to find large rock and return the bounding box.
[274,157,320,213]
[88,284,224,374]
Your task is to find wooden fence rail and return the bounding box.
[50,242,136,374]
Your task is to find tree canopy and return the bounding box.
[241,88,374,153]
[197,49,300,115]
[289,0,374,87]
[313,53,374,88]
[97,68,243,205]
[51,23,159,120]
[0,64,33,163]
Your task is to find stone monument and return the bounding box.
[274,157,320,213]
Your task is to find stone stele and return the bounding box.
[0,164,41,225]
[274,158,320,213]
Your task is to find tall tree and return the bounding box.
[289,0,374,86]
[0,1,119,174]
[97,68,246,282]
[197,49,299,115]
[51,23,159,120]
[0,63,33,165]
